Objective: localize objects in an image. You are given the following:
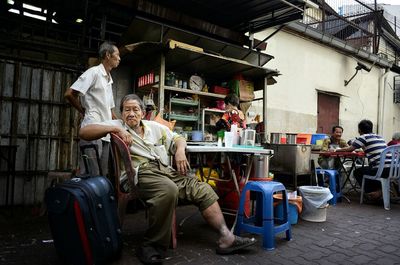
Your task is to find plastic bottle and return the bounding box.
[217,130,224,147]
[231,124,238,145]
[217,136,223,147]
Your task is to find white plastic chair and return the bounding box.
[360,144,400,210]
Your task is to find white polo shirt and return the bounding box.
[71,63,115,141]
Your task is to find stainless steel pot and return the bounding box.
[286,133,297,144]
[269,144,311,175]
[270,133,281,144]
[268,143,311,188]
[251,155,271,178]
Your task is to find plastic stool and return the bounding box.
[234,181,291,250]
[315,169,342,205]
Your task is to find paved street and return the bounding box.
[1,192,400,265]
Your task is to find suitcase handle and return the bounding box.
[80,144,103,176]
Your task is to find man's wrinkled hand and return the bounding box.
[175,151,188,175]
[118,130,133,146]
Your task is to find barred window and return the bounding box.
[394,75,400,104]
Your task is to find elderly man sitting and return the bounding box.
[318,125,348,169]
[79,94,256,264]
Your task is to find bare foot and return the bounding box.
[217,233,235,249]
[367,190,382,200]
[216,236,257,255]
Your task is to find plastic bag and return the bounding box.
[299,186,333,208]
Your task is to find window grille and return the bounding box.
[394,75,400,103]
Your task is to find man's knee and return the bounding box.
[161,181,179,202]
[195,182,219,211]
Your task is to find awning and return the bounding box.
[121,19,275,67]
[114,0,306,46]
[142,0,306,33]
[121,40,280,82]
[6,0,306,53]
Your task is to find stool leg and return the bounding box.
[262,190,277,250]
[326,171,342,205]
[234,187,249,235]
[255,191,263,226]
[286,227,292,241]
[283,192,292,241]
[285,196,292,241]
[262,219,275,250]
[234,214,243,236]
[329,173,337,205]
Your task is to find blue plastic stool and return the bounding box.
[234,181,291,250]
[315,169,342,205]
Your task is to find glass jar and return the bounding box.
[165,72,176,86]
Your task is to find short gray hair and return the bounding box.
[119,94,146,113]
[99,42,116,60]
[392,132,400,141]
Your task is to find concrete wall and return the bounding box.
[253,27,400,142]
[112,64,133,116]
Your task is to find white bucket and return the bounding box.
[301,204,328,222]
[299,186,332,222]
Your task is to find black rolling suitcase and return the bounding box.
[45,176,122,265]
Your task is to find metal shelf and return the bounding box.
[170,98,199,106]
[203,108,225,114]
[164,86,225,99]
[129,39,271,136]
[169,114,199,121]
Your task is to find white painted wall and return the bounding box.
[250,27,400,142]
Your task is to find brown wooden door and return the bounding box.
[317,93,339,134]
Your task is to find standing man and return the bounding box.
[336,119,391,200]
[64,41,120,176]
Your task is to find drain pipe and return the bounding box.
[377,68,390,135]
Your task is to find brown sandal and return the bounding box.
[216,236,256,255]
[137,245,164,264]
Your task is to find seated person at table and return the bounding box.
[79,94,256,263]
[216,93,246,131]
[318,125,348,169]
[336,119,391,200]
[388,132,400,146]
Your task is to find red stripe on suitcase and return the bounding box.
[74,200,93,265]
